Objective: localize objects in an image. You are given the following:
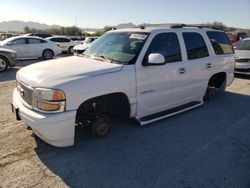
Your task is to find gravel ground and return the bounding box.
[0,58,250,188]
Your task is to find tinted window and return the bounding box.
[147,33,182,63]
[50,38,60,42]
[60,38,70,42]
[206,31,234,55]
[11,38,26,45]
[29,38,41,44]
[183,32,209,60]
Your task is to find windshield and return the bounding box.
[235,40,250,50]
[84,32,149,64]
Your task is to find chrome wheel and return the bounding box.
[43,50,53,60]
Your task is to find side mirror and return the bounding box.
[144,53,165,66]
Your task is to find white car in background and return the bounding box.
[234,38,250,75]
[73,37,98,54]
[46,36,77,54]
[0,36,61,60]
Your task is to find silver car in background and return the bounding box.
[234,38,250,75]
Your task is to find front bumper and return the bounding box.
[12,88,76,147]
[235,62,250,75]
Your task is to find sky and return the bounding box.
[0,0,250,28]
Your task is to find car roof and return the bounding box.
[46,36,69,39]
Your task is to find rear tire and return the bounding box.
[43,49,54,60]
[68,46,74,54]
[91,115,111,138]
[0,55,9,73]
[204,87,216,101]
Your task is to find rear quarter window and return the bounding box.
[206,31,234,55]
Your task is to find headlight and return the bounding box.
[34,88,66,113]
[10,53,17,58]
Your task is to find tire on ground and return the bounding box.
[42,49,54,60]
[0,55,10,73]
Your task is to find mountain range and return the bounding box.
[0,20,137,32]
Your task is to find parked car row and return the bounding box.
[0,34,99,72]
[0,36,61,60]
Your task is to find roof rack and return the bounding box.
[128,23,218,30]
[170,24,218,30]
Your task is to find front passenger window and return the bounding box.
[146,33,182,63]
[10,38,26,45]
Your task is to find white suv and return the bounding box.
[12,25,235,147]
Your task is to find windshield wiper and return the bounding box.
[93,54,122,64]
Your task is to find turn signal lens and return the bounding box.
[53,90,65,101]
[37,101,60,111]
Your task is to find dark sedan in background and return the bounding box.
[0,48,17,72]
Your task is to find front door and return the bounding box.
[7,38,29,58]
[136,32,191,118]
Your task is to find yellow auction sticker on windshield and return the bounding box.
[129,34,147,40]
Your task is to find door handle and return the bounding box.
[178,68,186,74]
[206,63,212,69]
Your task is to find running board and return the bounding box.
[137,101,203,126]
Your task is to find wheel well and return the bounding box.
[75,93,131,125]
[208,72,226,88]
[0,54,10,62]
[43,49,54,55]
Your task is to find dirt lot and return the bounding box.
[0,58,250,188]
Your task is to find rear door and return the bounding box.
[180,32,212,99]
[27,38,46,58]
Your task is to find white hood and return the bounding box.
[73,43,90,50]
[17,56,123,87]
[235,50,250,59]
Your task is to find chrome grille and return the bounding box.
[17,81,34,106]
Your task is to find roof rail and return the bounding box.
[118,23,219,30]
[171,24,218,30]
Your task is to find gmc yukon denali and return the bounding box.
[11,25,235,147]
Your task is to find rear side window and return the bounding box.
[183,33,209,60]
[60,38,70,42]
[147,33,182,63]
[50,38,60,42]
[206,31,234,55]
[29,38,41,44]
